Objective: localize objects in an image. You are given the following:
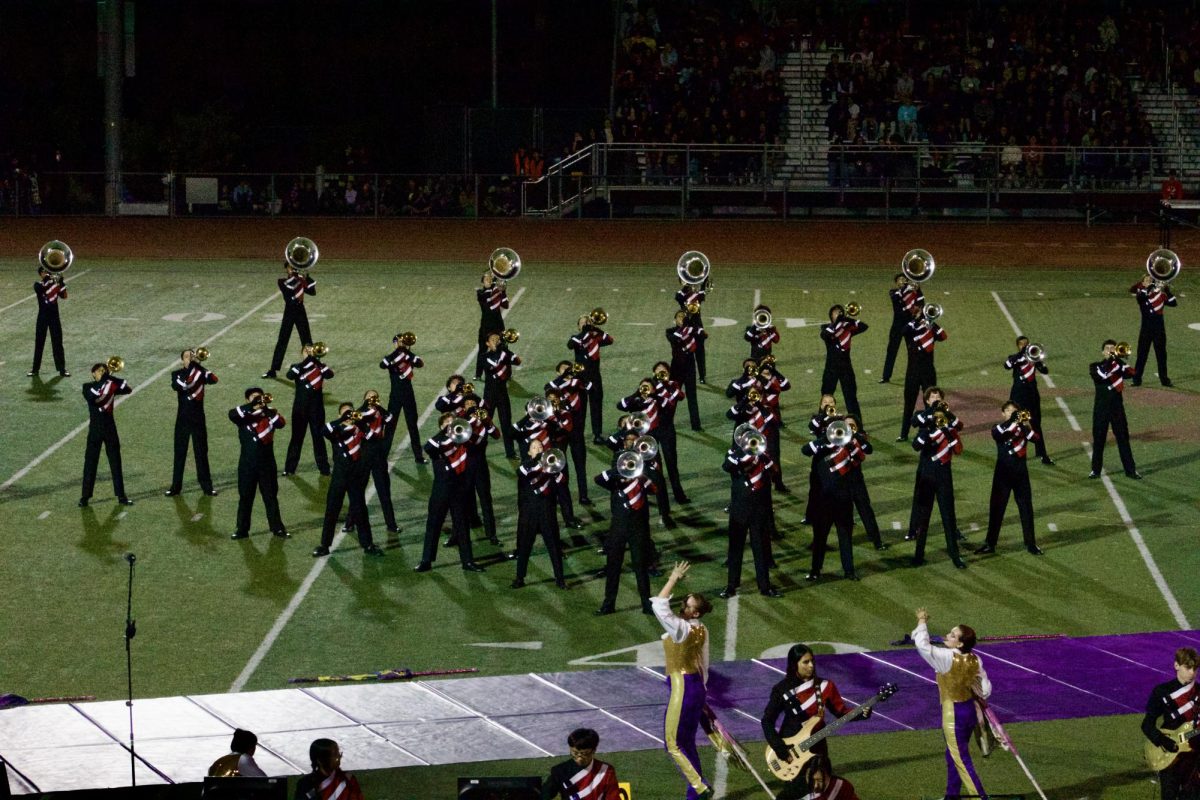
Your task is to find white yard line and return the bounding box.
[1,289,279,493]
[229,287,526,693]
[991,291,1189,630]
[973,646,1140,712]
[0,269,91,315]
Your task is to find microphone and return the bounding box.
[124,553,136,565]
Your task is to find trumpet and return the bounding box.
[39,240,74,277]
[638,382,654,399]
[570,362,586,376]
[922,303,943,323]
[821,402,838,417]
[685,301,701,316]
[1025,342,1045,362]
[845,301,861,318]
[588,308,608,326]
[255,392,275,410]
[193,347,210,362]
[449,419,473,444]
[285,237,319,271]
[901,248,936,283]
[396,331,417,348]
[737,427,767,457]
[634,435,658,460]
[653,366,670,381]
[759,354,776,369]
[746,386,763,404]
[473,407,490,423]
[932,411,950,429]
[1015,410,1032,426]
[489,247,522,283]
[1145,248,1181,286]
[363,391,382,408]
[616,450,645,480]
[462,381,477,397]
[746,363,760,379]
[1115,341,1131,358]
[344,409,364,423]
[825,419,853,447]
[540,448,566,475]
[676,250,711,288]
[753,307,773,330]
[311,341,329,359]
[105,356,125,375]
[501,328,520,344]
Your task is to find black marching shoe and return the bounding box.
[761,587,784,597]
[641,602,655,615]
[487,535,501,546]
[1088,470,1101,479]
[60,370,71,378]
[312,546,330,557]
[363,545,385,557]
[1162,379,1174,387]
[579,496,594,506]
[1027,545,1045,555]
[592,436,605,445]
[272,529,291,539]
[674,493,691,504]
[204,488,219,496]
[844,572,861,582]
[261,370,276,379]
[387,524,402,533]
[1126,470,1143,480]
[594,604,615,616]
[903,531,916,541]
[281,470,295,477]
[27,371,37,377]
[414,455,428,465]
[566,518,584,530]
[1041,456,1055,465]
[805,571,821,581]
[955,530,968,541]
[164,488,181,497]
[895,435,908,443]
[909,557,926,567]
[230,531,249,540]
[718,586,737,599]
[462,561,486,573]
[874,542,890,551]
[413,561,432,572]
[952,558,968,569]
[973,544,996,555]
[510,579,525,589]
[878,378,890,384]
[555,579,569,590]
[118,496,135,506]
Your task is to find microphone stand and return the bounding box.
[124,552,137,787]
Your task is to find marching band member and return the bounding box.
[514,395,582,530]
[313,403,383,558]
[975,402,1044,556]
[569,314,614,443]
[80,362,133,507]
[726,359,760,402]
[483,331,521,459]
[801,421,860,581]
[1131,272,1177,387]
[282,343,333,477]
[668,310,704,431]
[435,374,469,414]
[912,608,991,800]
[461,394,501,547]
[845,415,887,551]
[294,739,363,800]
[726,386,782,494]
[475,270,508,380]
[511,438,568,590]
[1141,647,1198,800]
[719,427,782,598]
[543,728,621,800]
[414,412,485,573]
[29,265,70,378]
[880,273,923,384]
[746,304,779,360]
[166,348,218,497]
[802,395,839,526]
[1090,339,1141,479]
[545,390,584,530]
[897,304,946,442]
[229,388,288,539]
[264,260,315,379]
[651,561,715,800]
[353,390,399,534]
[618,377,674,528]
[820,304,868,426]
[380,333,426,464]
[652,361,690,504]
[676,282,708,383]
[547,362,593,506]
[1004,336,1053,465]
[594,448,657,615]
[796,756,862,800]
[757,360,792,450]
[904,387,965,545]
[908,409,966,568]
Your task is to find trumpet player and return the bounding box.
[1131,272,1177,388]
[355,390,399,534]
[283,343,333,477]
[821,304,868,425]
[264,260,316,379]
[30,264,70,378]
[474,271,508,381]
[720,428,783,598]
[511,438,568,590]
[1004,337,1053,465]
[1090,340,1141,480]
[909,409,967,569]
[547,361,593,507]
[880,274,924,384]
[380,333,426,464]
[435,374,469,415]
[668,310,704,431]
[570,314,614,443]
[484,331,521,459]
[745,305,779,360]
[975,402,1044,557]
[229,388,288,539]
[313,404,384,558]
[801,422,861,582]
[652,362,690,504]
[79,361,134,507]
[676,284,708,383]
[414,413,485,573]
[897,304,947,442]
[167,348,219,497]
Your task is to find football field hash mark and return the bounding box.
[37,511,50,520]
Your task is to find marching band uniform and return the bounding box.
[720,441,781,597]
[511,451,567,588]
[80,370,133,505]
[30,270,69,376]
[912,620,991,800]
[618,387,673,527]
[168,357,218,496]
[1090,351,1140,478]
[898,311,946,441]
[570,322,614,441]
[727,397,783,492]
[820,311,868,424]
[677,286,708,382]
[594,466,656,614]
[1141,662,1199,800]
[484,341,521,459]
[654,370,690,503]
[544,755,620,800]
[547,368,593,505]
[1132,278,1177,387]
[435,381,467,415]
[977,414,1043,555]
[229,397,287,538]
[803,406,838,525]
[880,278,924,383]
[357,400,399,533]
[847,428,886,550]
[265,266,315,377]
[475,279,508,379]
[801,437,859,580]
[315,413,382,557]
[380,341,426,463]
[415,425,484,572]
[283,353,333,475]
[1005,345,1052,463]
[757,366,792,458]
[651,593,712,800]
[547,402,584,529]
[909,420,966,568]
[668,317,704,431]
[514,405,580,529]
[746,316,780,360]
[463,406,501,545]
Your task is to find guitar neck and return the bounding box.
[802,695,878,749]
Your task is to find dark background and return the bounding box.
[0,0,615,173]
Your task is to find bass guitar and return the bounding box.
[1144,721,1198,773]
[764,683,898,781]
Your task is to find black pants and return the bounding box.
[1135,318,1170,384]
[766,426,785,489]
[485,379,516,458]
[322,461,374,549]
[284,398,329,473]
[235,449,284,534]
[821,357,862,423]
[270,305,311,373]
[985,461,1037,549]
[567,423,590,500]
[554,466,578,524]
[810,488,856,576]
[387,381,423,458]
[32,308,66,373]
[602,511,651,608]
[847,470,883,547]
[911,464,962,562]
[1157,753,1200,800]
[1011,385,1048,459]
[582,364,605,439]
[365,442,397,530]
[514,495,564,582]
[673,356,702,430]
[421,474,474,565]
[880,319,906,382]
[1091,398,1137,474]
[656,426,687,499]
[467,460,498,540]
[727,504,772,592]
[81,419,126,500]
[900,353,936,439]
[695,335,707,382]
[171,412,213,493]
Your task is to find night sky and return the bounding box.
[0,1,614,172]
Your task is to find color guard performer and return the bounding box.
[668,310,704,431]
[569,312,614,442]
[909,409,967,568]
[414,413,485,573]
[1089,340,1141,480]
[380,332,426,464]
[80,361,133,507]
[229,388,288,539]
[29,263,70,377]
[975,402,1044,556]
[511,438,568,589]
[484,331,521,459]
[264,257,316,379]
[880,273,923,384]
[912,607,991,800]
[1141,647,1198,800]
[313,404,384,558]
[282,344,333,476]
[820,304,868,425]
[166,348,218,497]
[1004,336,1053,464]
[651,561,715,800]
[897,304,946,442]
[475,271,508,380]
[1131,272,1177,387]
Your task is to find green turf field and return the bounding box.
[1,254,1197,799]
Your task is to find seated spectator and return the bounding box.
[294,738,362,800]
[897,100,918,142]
[1162,170,1185,201]
[207,728,267,777]
[1000,135,1024,186]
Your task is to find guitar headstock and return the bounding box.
[878,683,899,701]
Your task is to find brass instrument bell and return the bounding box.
[311,341,329,359]
[501,328,520,344]
[1145,248,1181,286]
[1025,343,1045,362]
[826,419,853,447]
[676,250,711,287]
[1016,410,1032,425]
[474,407,490,423]
[746,386,763,404]
[759,354,776,369]
[634,435,658,460]
[752,307,773,330]
[105,356,125,374]
[629,411,651,435]
[845,302,861,318]
[540,448,566,474]
[526,395,552,422]
[397,331,417,348]
[39,240,74,275]
[449,419,473,444]
[194,347,210,362]
[922,303,943,323]
[1115,341,1132,358]
[901,248,936,283]
[616,450,645,479]
[462,381,476,397]
[285,237,319,270]
[685,301,701,315]
[489,247,522,282]
[570,362,586,376]
[638,382,654,398]
[733,422,766,455]
[588,307,608,326]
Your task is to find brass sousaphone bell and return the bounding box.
[901,248,936,283]
[1145,248,1181,287]
[39,240,74,281]
[490,247,522,284]
[285,237,319,271]
[676,251,711,289]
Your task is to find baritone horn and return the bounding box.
[616,450,645,479]
[285,237,319,271]
[901,248,936,283]
[540,448,566,474]
[526,395,552,422]
[588,307,608,326]
[628,411,651,435]
[193,347,210,362]
[922,303,943,323]
[1145,248,1181,287]
[489,247,522,283]
[1025,342,1045,362]
[39,240,74,278]
[825,418,853,447]
[634,435,658,460]
[449,419,473,444]
[753,306,773,330]
[676,250,711,288]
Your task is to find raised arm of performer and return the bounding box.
[229,388,288,540]
[380,333,426,463]
[542,728,621,800]
[1140,647,1198,800]
[913,608,990,800]
[651,561,714,800]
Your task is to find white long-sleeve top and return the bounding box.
[651,595,710,685]
[912,621,991,699]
